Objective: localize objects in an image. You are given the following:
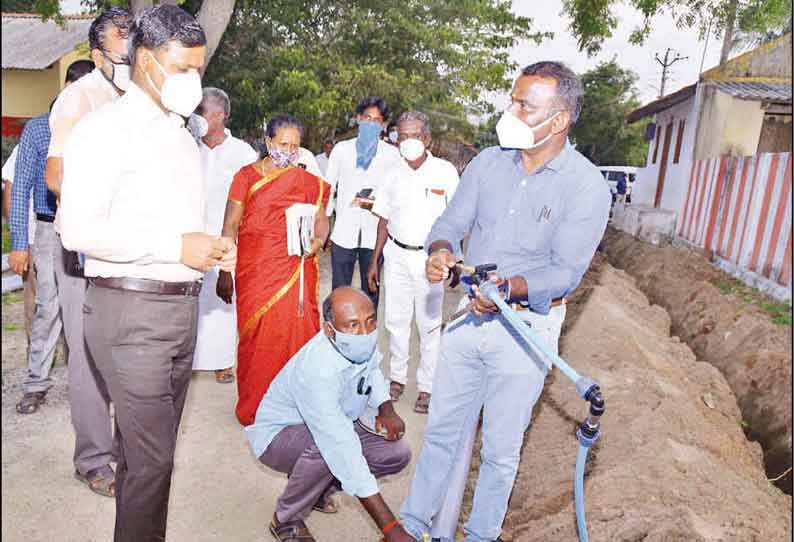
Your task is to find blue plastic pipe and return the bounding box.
[575,444,591,542]
[480,281,598,542]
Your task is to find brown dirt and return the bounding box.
[458,254,791,541]
[600,228,793,494]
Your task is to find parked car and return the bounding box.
[599,166,638,203]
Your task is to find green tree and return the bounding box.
[203,0,545,150]
[563,0,792,62]
[569,59,648,166]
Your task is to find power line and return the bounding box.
[654,48,688,98]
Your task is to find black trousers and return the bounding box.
[84,284,198,542]
[330,242,380,307]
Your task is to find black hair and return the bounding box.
[88,7,132,52]
[355,96,390,122]
[128,4,206,66]
[322,294,334,325]
[65,59,95,83]
[521,61,584,124]
[265,114,304,139]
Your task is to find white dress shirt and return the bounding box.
[372,152,460,247]
[199,129,257,235]
[315,152,329,177]
[297,147,323,180]
[48,68,119,158]
[59,82,205,282]
[325,138,401,250]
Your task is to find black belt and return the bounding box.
[90,277,202,296]
[389,235,423,251]
[36,213,55,223]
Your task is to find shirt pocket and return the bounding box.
[515,198,559,253]
[424,187,449,218]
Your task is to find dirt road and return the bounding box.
[1,251,461,542]
[2,249,789,542]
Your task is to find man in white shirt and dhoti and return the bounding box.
[192,87,257,384]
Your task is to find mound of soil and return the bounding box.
[600,228,792,493]
[458,256,790,541]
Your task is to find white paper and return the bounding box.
[285,203,318,256]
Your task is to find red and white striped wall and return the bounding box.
[678,152,792,292]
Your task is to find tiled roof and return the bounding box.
[711,81,791,102]
[1,13,92,70]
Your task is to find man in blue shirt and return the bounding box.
[8,111,62,416]
[400,62,611,542]
[246,287,414,542]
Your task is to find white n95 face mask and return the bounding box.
[495,108,559,150]
[147,52,203,117]
[399,138,426,161]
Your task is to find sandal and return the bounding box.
[74,466,116,498]
[312,493,338,514]
[414,392,431,414]
[215,368,235,384]
[389,381,405,402]
[16,391,47,414]
[269,514,316,542]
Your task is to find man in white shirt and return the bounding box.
[368,112,460,414]
[326,97,401,306]
[192,87,257,384]
[314,138,334,177]
[44,7,133,499]
[59,6,235,541]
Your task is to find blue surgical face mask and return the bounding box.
[329,325,378,365]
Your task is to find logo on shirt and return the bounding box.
[538,205,552,223]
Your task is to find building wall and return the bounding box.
[1,66,61,118]
[632,90,700,214]
[677,151,791,300]
[757,114,793,154]
[694,85,766,160]
[1,48,90,120]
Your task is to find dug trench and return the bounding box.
[600,228,792,495]
[455,251,791,541]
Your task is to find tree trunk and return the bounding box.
[196,0,236,73]
[719,0,738,64]
[127,0,235,73]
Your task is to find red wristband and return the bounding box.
[382,519,399,535]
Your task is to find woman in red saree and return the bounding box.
[217,115,330,426]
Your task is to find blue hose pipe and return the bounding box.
[478,281,603,542]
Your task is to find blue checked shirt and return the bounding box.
[426,142,612,314]
[9,114,55,251]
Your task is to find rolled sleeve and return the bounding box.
[425,154,480,259]
[518,182,611,314]
[293,364,379,498]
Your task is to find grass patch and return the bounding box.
[711,277,792,327]
[2,291,23,306]
[2,323,21,332]
[2,222,10,254]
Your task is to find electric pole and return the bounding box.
[655,48,689,98]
